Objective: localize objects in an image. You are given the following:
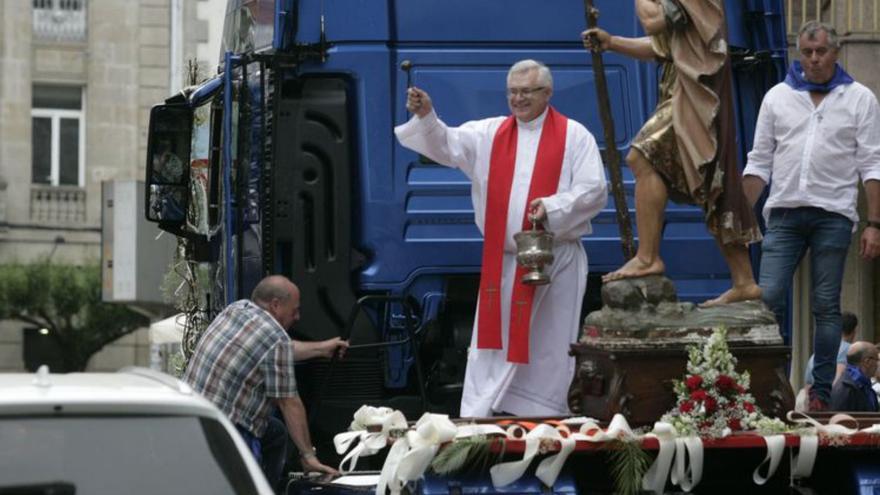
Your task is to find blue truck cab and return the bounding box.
[144,0,787,445]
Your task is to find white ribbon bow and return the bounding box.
[488,423,577,488]
[333,406,408,473]
[572,414,638,442]
[641,422,704,493]
[641,422,676,494]
[671,436,704,492]
[376,413,458,495]
[785,411,880,479]
[753,435,786,485]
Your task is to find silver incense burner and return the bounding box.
[513,218,554,285]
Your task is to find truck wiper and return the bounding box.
[0,482,76,495]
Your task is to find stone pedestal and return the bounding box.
[568,275,795,425]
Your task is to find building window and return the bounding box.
[32,0,88,43]
[31,85,85,187]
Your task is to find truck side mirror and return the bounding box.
[145,104,193,224]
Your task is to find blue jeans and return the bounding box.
[759,207,853,403]
[261,416,289,488]
[237,416,289,490]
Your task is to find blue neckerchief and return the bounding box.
[845,364,879,411]
[784,61,854,93]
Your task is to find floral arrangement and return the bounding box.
[661,327,787,437]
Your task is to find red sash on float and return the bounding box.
[476,107,567,364]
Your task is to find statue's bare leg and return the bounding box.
[700,241,762,307]
[602,149,667,283]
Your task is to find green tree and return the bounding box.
[0,261,149,371]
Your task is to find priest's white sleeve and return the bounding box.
[541,123,608,241]
[394,109,483,179]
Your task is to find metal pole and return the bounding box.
[583,0,635,260]
[223,51,241,305]
[401,60,413,119]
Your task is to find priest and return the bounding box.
[394,60,608,417]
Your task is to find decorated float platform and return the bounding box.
[290,329,880,494]
[288,279,880,494]
[288,409,880,495]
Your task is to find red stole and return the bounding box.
[476,107,567,364]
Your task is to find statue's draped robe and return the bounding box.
[632,0,761,244]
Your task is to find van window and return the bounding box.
[0,415,259,495]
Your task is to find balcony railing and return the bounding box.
[30,185,87,225]
[787,0,880,35]
[33,0,87,43]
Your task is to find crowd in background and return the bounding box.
[797,311,880,412]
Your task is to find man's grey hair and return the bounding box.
[847,343,877,366]
[796,21,841,50]
[251,275,292,306]
[508,59,553,88]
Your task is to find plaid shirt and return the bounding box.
[183,300,297,437]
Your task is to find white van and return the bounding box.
[0,366,274,495]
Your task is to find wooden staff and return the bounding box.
[583,0,635,260]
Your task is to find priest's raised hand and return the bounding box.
[406,87,433,118]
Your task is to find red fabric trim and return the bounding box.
[477,115,517,350]
[477,107,568,364]
[508,107,567,363]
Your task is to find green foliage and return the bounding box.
[0,261,149,371]
[605,440,651,495]
[166,348,187,378]
[430,436,497,475]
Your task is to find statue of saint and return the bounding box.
[583,0,762,306]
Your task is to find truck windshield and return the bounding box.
[220,0,277,56]
[0,415,259,495]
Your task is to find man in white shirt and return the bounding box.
[395,60,608,417]
[743,21,880,411]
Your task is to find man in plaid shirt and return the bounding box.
[184,275,347,485]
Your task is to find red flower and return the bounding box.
[735,384,746,393]
[704,397,717,414]
[690,390,708,402]
[728,418,742,430]
[686,375,703,390]
[715,375,736,391]
[679,400,695,413]
[743,402,755,413]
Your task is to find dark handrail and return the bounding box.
[309,294,428,425]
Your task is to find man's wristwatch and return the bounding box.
[866,220,880,230]
[300,447,317,460]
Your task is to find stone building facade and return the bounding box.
[0,0,223,372]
